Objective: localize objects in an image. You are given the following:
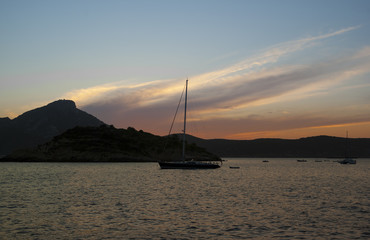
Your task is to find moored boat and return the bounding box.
[158,79,221,169]
[159,161,221,169]
[338,158,356,164]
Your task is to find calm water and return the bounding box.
[0,158,369,239]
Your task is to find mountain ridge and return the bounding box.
[183,134,370,158]
[0,99,104,155]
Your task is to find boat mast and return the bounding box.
[182,79,188,161]
[345,130,349,158]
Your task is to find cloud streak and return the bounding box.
[63,26,370,138]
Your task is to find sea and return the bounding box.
[0,158,369,240]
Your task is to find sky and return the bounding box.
[1,0,370,140]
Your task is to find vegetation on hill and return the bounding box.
[1,125,221,162]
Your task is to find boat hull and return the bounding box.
[338,158,356,164]
[158,161,221,169]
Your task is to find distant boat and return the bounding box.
[338,158,356,164]
[297,159,307,162]
[229,166,240,169]
[338,131,356,165]
[158,79,221,169]
[262,160,269,162]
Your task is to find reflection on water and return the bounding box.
[0,159,369,239]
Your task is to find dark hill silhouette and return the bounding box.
[1,99,370,159]
[0,100,104,155]
[183,134,370,158]
[2,125,220,162]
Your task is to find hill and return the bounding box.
[1,99,369,159]
[184,135,370,158]
[1,125,220,162]
[0,100,104,156]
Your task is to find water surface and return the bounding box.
[1,158,369,239]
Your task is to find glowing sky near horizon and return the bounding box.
[1,0,370,139]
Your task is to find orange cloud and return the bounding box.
[61,27,370,139]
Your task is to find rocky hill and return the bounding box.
[0,100,104,155]
[1,125,220,162]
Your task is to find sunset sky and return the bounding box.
[1,0,370,139]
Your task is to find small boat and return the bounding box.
[297,159,307,162]
[229,166,240,169]
[338,158,356,164]
[158,79,221,169]
[262,160,269,162]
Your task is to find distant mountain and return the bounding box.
[2,125,220,162]
[0,100,104,155]
[184,135,370,158]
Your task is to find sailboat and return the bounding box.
[158,79,221,169]
[338,131,356,164]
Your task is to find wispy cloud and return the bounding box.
[191,26,361,87]
[63,26,370,138]
[186,46,370,119]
